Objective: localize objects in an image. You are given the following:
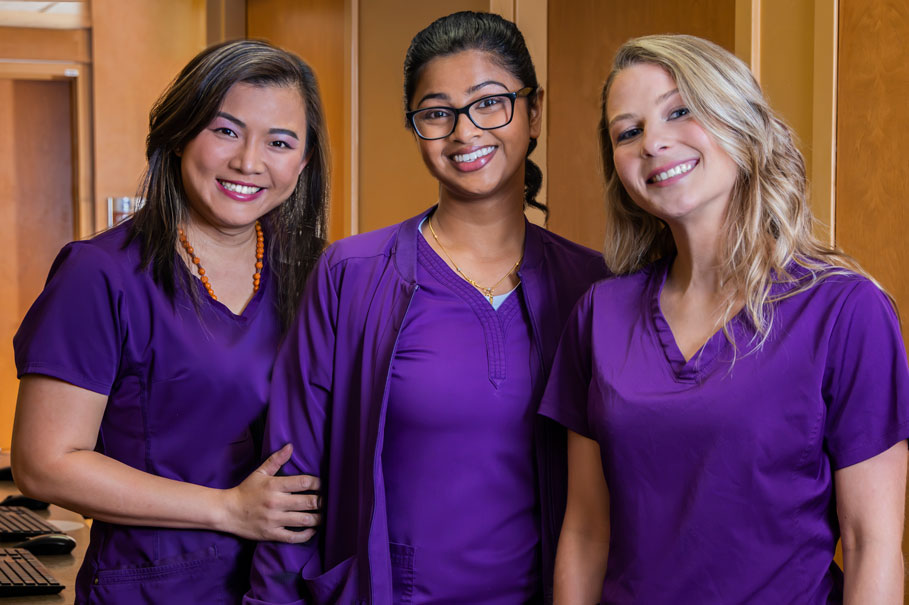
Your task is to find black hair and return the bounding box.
[128,39,329,330]
[403,11,546,218]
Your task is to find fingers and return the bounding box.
[270,527,317,544]
[274,473,320,493]
[256,443,293,477]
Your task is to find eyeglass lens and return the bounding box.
[412,95,514,139]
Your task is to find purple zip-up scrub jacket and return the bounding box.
[540,259,909,604]
[14,223,282,604]
[246,208,608,604]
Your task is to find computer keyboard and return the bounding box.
[0,548,64,596]
[0,506,60,540]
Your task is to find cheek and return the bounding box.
[612,151,639,191]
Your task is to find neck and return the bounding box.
[432,196,526,257]
[666,220,725,296]
[181,210,259,254]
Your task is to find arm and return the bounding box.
[247,254,339,603]
[836,440,907,605]
[554,429,610,605]
[11,375,319,542]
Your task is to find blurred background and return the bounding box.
[0,0,906,569]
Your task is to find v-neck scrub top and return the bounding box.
[539,259,909,604]
[14,223,282,604]
[381,232,541,603]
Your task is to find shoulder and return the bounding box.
[789,267,891,312]
[530,224,610,282]
[47,223,137,283]
[321,221,404,268]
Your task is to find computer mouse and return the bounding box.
[0,493,49,510]
[14,533,77,556]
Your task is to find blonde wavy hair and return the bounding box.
[598,34,888,348]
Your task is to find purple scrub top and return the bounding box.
[539,258,909,604]
[381,232,542,603]
[245,208,609,604]
[14,222,282,604]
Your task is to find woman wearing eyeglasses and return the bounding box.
[246,11,608,605]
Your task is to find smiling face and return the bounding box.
[180,82,309,231]
[409,49,541,205]
[606,63,738,230]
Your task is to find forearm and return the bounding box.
[842,542,904,604]
[15,448,227,530]
[553,526,608,604]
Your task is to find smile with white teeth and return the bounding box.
[650,161,696,183]
[219,180,263,195]
[453,146,495,163]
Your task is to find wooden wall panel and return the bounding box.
[836,0,909,348]
[91,0,207,232]
[357,0,488,234]
[547,0,736,250]
[0,80,73,447]
[836,0,909,591]
[248,0,350,243]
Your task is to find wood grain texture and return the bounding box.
[547,0,735,250]
[837,1,909,594]
[836,0,909,346]
[248,0,350,242]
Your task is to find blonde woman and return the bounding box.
[540,35,908,603]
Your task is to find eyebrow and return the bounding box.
[216,111,300,140]
[415,80,511,107]
[607,88,681,129]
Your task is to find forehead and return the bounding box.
[412,49,520,102]
[219,82,307,121]
[605,63,677,119]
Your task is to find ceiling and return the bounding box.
[0,1,87,29]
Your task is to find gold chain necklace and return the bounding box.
[177,221,264,301]
[427,215,522,304]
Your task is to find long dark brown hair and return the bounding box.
[129,39,329,329]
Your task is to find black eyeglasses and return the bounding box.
[406,87,536,141]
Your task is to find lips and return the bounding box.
[217,179,265,201]
[449,145,497,172]
[646,159,698,185]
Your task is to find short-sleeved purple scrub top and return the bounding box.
[539,259,909,604]
[14,223,282,604]
[381,231,542,603]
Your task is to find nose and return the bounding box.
[640,123,670,157]
[451,110,481,142]
[230,139,265,174]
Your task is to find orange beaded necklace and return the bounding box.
[177,221,264,301]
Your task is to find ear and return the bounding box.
[528,87,544,139]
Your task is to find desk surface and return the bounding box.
[0,452,90,604]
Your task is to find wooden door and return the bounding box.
[0,78,74,447]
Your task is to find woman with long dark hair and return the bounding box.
[247,11,607,605]
[12,40,330,603]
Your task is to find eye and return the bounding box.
[668,107,690,120]
[419,108,453,122]
[475,96,503,109]
[269,140,293,149]
[616,127,642,143]
[213,126,237,137]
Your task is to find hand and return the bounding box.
[221,443,321,542]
